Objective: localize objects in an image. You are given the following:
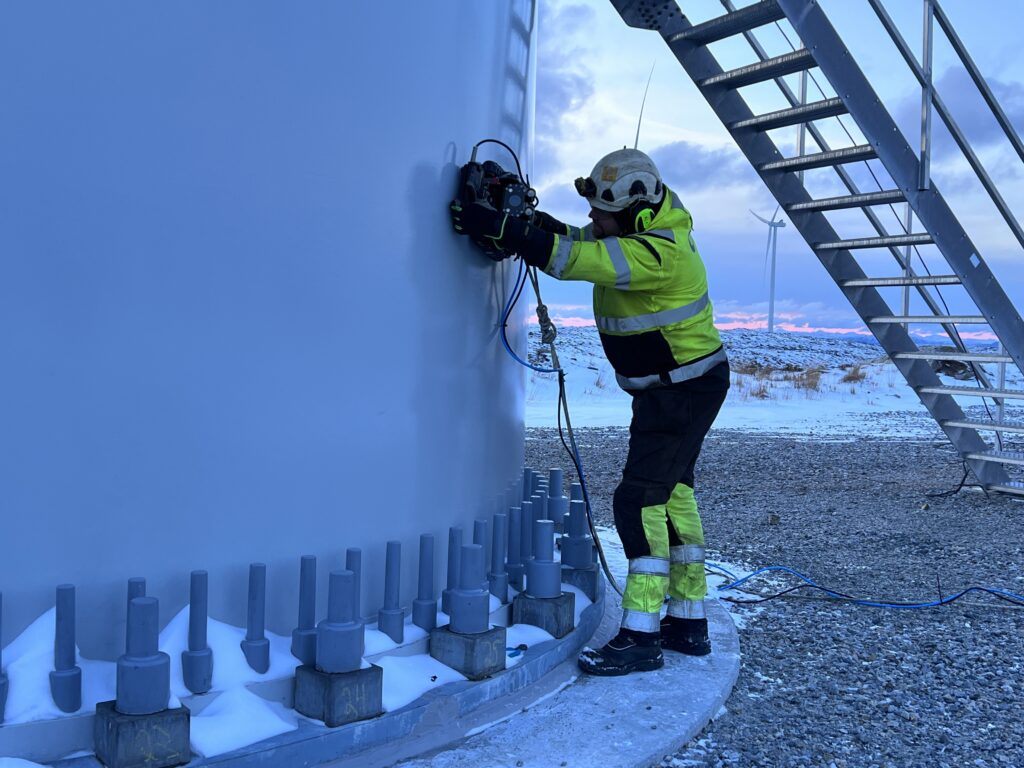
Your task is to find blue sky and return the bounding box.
[525,0,1024,339]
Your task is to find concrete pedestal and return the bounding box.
[93,700,190,768]
[562,564,600,602]
[429,625,506,681]
[294,663,384,728]
[512,591,575,639]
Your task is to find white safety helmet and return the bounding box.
[575,148,664,212]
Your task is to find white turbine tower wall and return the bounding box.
[0,2,536,659]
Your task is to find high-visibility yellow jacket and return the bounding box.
[540,187,726,391]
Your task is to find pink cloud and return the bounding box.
[713,319,875,336]
[527,314,595,327]
[524,299,999,342]
[912,329,998,342]
[553,315,596,327]
[530,303,592,312]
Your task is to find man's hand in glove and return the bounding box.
[450,201,555,269]
[531,210,571,236]
[450,201,506,241]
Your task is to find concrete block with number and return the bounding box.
[428,624,506,681]
[93,700,190,768]
[294,663,383,728]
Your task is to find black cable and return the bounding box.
[926,464,970,498]
[925,460,990,498]
[472,139,528,185]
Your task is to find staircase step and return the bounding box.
[700,49,816,89]
[868,315,987,324]
[787,189,905,212]
[990,482,1024,497]
[920,385,1024,400]
[760,144,875,173]
[944,419,1024,435]
[894,351,1013,364]
[842,275,961,287]
[669,0,784,45]
[965,450,1024,467]
[732,97,848,131]
[816,233,933,250]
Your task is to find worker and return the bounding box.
[450,148,729,676]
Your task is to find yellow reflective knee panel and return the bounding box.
[667,483,703,544]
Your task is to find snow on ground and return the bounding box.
[158,609,299,757]
[375,654,466,712]
[526,326,1024,436]
[188,687,298,758]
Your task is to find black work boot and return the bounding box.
[577,629,664,676]
[660,616,711,656]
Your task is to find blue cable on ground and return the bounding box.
[706,562,1024,609]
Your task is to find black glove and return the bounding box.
[450,200,505,240]
[532,209,570,235]
[450,200,554,268]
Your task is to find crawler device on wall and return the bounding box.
[454,139,539,260]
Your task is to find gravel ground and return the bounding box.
[525,424,1024,768]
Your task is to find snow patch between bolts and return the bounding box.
[1,608,116,725]
[375,654,467,712]
[188,687,298,758]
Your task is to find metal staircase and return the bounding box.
[610,0,1024,497]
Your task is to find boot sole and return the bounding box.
[577,654,665,677]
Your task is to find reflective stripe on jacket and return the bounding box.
[542,187,725,391]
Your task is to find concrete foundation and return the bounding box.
[428,625,506,681]
[294,663,384,728]
[93,700,190,768]
[512,591,575,639]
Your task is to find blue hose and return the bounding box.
[710,563,1024,609]
[499,259,559,375]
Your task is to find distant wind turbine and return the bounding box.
[750,207,787,334]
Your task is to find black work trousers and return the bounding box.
[612,361,730,562]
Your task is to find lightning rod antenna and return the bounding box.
[634,61,657,150]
